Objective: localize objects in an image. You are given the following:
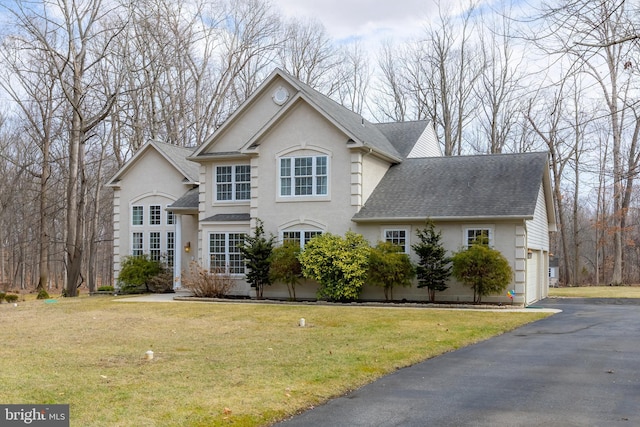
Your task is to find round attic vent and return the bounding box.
[273,86,289,105]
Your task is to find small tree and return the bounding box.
[451,243,513,303]
[368,241,415,301]
[118,255,162,293]
[412,220,452,302]
[269,241,303,301]
[239,219,275,299]
[298,231,370,302]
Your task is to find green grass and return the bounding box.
[0,297,550,426]
[549,285,640,298]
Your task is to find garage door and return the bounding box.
[526,251,539,305]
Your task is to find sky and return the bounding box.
[271,0,441,45]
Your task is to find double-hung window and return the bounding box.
[280,155,328,197]
[150,205,161,225]
[132,206,144,226]
[466,228,492,247]
[282,230,322,248]
[216,165,251,201]
[149,232,161,261]
[384,229,408,253]
[132,232,144,257]
[166,232,175,268]
[209,233,245,274]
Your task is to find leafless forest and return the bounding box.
[1,0,639,295]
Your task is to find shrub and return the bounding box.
[118,255,162,293]
[412,220,452,302]
[5,294,19,303]
[299,231,370,302]
[368,241,415,301]
[182,262,235,298]
[36,289,50,300]
[97,286,114,292]
[147,268,174,293]
[0,292,5,303]
[270,241,303,301]
[451,243,513,303]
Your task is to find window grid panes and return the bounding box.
[166,209,175,225]
[150,205,161,225]
[132,206,143,226]
[282,230,322,248]
[467,229,490,247]
[209,233,245,274]
[132,232,143,256]
[149,232,161,261]
[280,156,328,196]
[235,165,251,200]
[216,165,250,201]
[385,229,408,253]
[166,232,175,268]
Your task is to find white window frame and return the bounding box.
[149,205,162,226]
[215,165,251,202]
[132,206,144,226]
[384,229,409,253]
[281,230,323,249]
[166,208,175,226]
[465,227,494,247]
[279,155,328,197]
[166,231,175,268]
[149,231,161,261]
[209,232,246,275]
[132,232,144,256]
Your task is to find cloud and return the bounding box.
[273,0,438,43]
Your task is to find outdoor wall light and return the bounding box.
[184,242,191,253]
[527,249,533,259]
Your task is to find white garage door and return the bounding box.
[526,251,540,305]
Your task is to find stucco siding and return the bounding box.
[361,154,392,206]
[353,220,523,303]
[113,148,192,284]
[204,78,296,154]
[250,101,358,239]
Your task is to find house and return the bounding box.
[107,68,556,305]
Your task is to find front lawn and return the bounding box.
[0,297,549,426]
[549,285,640,298]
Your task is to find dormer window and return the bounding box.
[279,155,328,197]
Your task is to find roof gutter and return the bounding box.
[352,215,534,223]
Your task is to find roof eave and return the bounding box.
[187,152,250,162]
[352,215,534,223]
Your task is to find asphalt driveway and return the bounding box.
[276,298,640,426]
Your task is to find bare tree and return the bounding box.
[526,81,576,285]
[334,41,371,115]
[473,8,525,154]
[278,16,338,93]
[539,0,640,284]
[376,1,484,154]
[0,34,65,292]
[373,41,409,122]
[7,0,126,296]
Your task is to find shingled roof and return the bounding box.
[352,152,549,221]
[167,187,199,212]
